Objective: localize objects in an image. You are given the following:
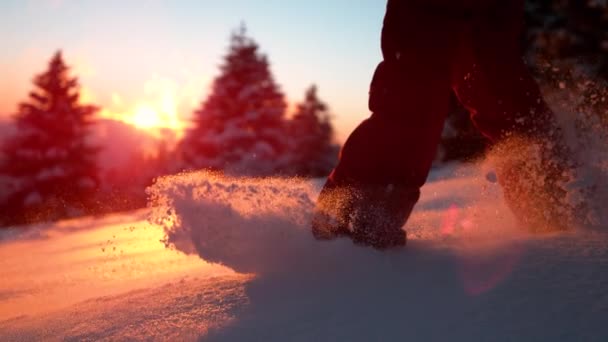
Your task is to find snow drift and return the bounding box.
[148,160,608,341]
[1,158,606,341]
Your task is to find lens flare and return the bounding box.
[440,204,524,296]
[89,74,209,138]
[441,204,460,236]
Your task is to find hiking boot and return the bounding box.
[312,180,417,249]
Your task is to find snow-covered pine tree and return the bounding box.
[286,85,338,177]
[0,51,99,226]
[181,26,288,176]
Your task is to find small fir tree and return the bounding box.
[0,51,99,226]
[181,26,288,176]
[286,85,338,177]
[525,0,608,81]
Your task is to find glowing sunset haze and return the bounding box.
[0,0,385,141]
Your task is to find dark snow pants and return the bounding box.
[329,0,559,197]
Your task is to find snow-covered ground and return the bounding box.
[1,163,607,341]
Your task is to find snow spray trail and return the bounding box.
[148,167,608,341]
[546,78,608,228]
[148,172,322,275]
[147,166,524,277]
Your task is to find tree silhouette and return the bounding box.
[525,0,608,81]
[0,51,99,226]
[181,25,288,176]
[286,85,338,177]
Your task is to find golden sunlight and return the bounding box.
[99,100,186,137]
[0,212,232,320]
[91,75,207,137]
[131,104,165,130]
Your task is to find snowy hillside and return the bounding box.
[1,163,607,341]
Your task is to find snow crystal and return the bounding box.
[44,148,68,159]
[78,177,96,189]
[244,110,260,120]
[23,191,42,206]
[0,175,20,202]
[37,165,67,181]
[16,149,40,159]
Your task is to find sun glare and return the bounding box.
[132,104,163,129]
[92,76,202,137]
[99,100,186,137]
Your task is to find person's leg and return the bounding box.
[312,63,451,248]
[313,4,461,248]
[452,2,576,230]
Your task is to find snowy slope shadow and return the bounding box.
[148,168,608,341]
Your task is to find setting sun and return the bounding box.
[99,100,187,137]
[93,76,199,137]
[132,104,162,129]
